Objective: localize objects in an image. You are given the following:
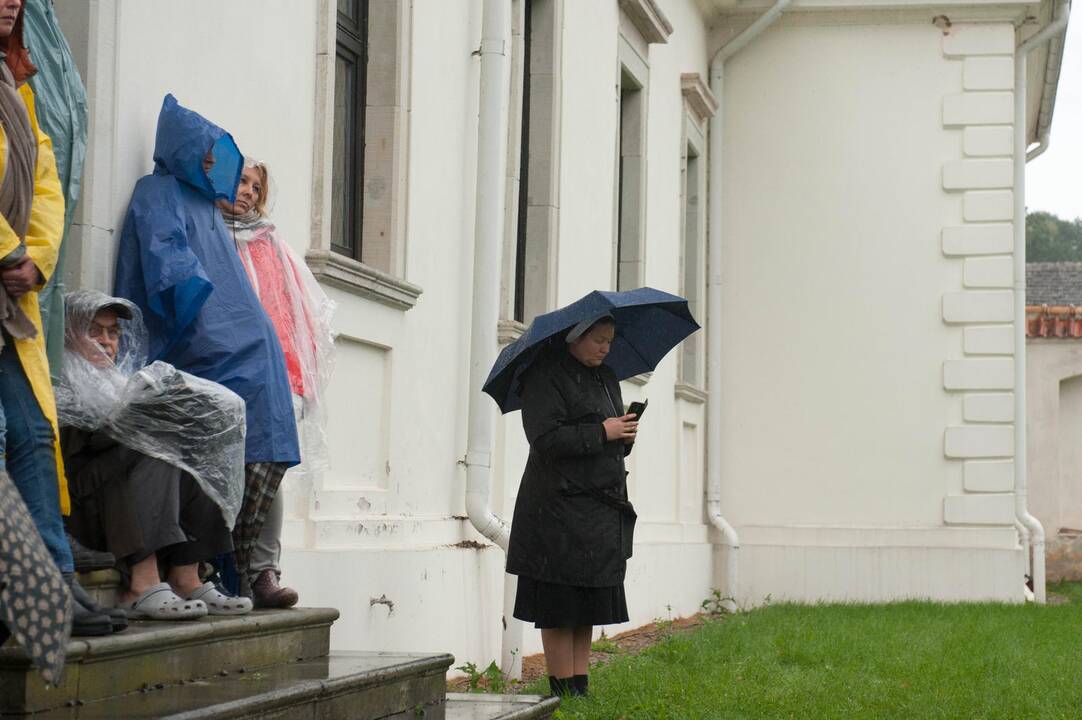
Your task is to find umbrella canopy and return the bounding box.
[0,470,73,685]
[483,287,700,413]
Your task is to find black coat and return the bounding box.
[505,348,635,587]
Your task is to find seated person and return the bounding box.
[56,290,251,619]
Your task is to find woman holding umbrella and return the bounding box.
[486,287,699,698]
[505,314,640,698]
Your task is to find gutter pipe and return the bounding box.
[1026,2,1072,161]
[1014,0,1070,605]
[706,0,793,612]
[465,0,521,674]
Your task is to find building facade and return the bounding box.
[54,0,1068,670]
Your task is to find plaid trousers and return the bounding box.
[232,462,288,579]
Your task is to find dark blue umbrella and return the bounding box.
[483,287,700,413]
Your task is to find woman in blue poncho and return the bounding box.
[113,95,300,609]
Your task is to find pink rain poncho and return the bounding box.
[220,167,334,476]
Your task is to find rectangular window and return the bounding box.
[616,67,645,291]
[513,0,533,323]
[504,0,561,328]
[681,143,703,385]
[332,0,368,260]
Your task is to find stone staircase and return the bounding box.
[0,571,559,719]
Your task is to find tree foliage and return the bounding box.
[1028,210,1082,262]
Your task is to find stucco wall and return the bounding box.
[1027,339,1082,581]
[715,14,1023,603]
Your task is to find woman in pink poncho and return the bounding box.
[216,159,335,608]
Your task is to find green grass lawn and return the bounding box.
[534,581,1082,720]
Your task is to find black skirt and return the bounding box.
[513,575,629,629]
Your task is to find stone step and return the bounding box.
[445,693,561,719]
[73,569,122,609]
[0,608,338,714]
[11,651,455,719]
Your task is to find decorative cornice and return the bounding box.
[305,249,422,310]
[674,383,708,404]
[681,73,719,124]
[619,0,674,44]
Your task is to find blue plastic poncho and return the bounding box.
[113,95,299,466]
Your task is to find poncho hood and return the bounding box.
[152,94,242,203]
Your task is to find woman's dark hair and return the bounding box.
[0,9,36,85]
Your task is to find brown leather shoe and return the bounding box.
[251,569,298,609]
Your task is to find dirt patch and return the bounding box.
[447,613,712,692]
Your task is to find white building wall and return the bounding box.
[715,13,1024,604]
[57,0,1063,670]
[1027,339,1082,581]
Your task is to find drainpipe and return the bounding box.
[1014,0,1070,605]
[465,0,519,675]
[1025,2,1071,162]
[707,0,793,611]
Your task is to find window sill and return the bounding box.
[674,383,708,404]
[305,250,422,311]
[626,372,653,387]
[498,319,527,346]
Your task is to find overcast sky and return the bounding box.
[1027,15,1082,220]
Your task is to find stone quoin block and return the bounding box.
[964,126,1013,157]
[942,25,1015,57]
[943,160,1013,190]
[942,224,1013,256]
[943,358,1014,390]
[943,93,1013,126]
[963,256,1013,288]
[942,291,1013,323]
[943,493,1016,525]
[964,460,1015,492]
[944,425,1014,458]
[963,393,1014,422]
[963,325,1014,355]
[964,191,1014,222]
[963,56,1015,90]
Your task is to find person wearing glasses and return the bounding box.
[56,290,251,620]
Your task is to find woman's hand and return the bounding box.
[1,256,39,298]
[603,413,638,444]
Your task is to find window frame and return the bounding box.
[332,0,369,260]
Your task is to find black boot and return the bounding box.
[548,675,575,697]
[572,674,589,697]
[64,573,113,637]
[70,578,127,633]
[67,533,115,573]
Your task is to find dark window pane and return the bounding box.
[332,52,356,256]
[338,0,356,21]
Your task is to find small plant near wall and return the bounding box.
[591,628,620,654]
[454,660,511,694]
[654,604,675,635]
[701,587,735,618]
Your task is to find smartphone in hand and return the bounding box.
[627,399,648,421]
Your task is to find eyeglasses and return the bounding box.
[88,322,122,341]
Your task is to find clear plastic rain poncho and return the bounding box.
[220,159,335,477]
[54,290,246,529]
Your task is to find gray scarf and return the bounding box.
[0,54,38,343]
[220,207,271,234]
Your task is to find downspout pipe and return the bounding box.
[466,0,511,552]
[1013,0,1069,605]
[1025,1,1072,161]
[706,0,793,612]
[466,0,520,676]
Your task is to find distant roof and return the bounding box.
[1027,262,1082,306]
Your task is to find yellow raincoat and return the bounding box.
[0,84,67,513]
